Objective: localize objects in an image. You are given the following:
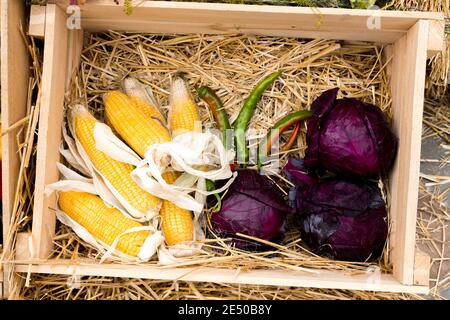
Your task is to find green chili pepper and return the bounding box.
[258,110,312,165]
[234,71,282,166]
[197,86,232,148]
[206,179,222,211]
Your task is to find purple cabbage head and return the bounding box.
[210,170,293,251]
[285,158,388,262]
[305,88,398,178]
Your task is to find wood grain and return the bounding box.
[1,0,31,298]
[388,20,430,285]
[31,4,69,259]
[13,259,429,294]
[56,1,444,43]
[413,248,431,286]
[426,20,446,58]
[28,5,46,39]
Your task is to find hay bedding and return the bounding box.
[386,0,449,99]
[49,31,394,275]
[19,274,422,300]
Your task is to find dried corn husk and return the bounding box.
[92,120,236,212]
[131,131,237,213]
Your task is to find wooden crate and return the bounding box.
[3,1,446,296]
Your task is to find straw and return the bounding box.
[387,0,449,100]
[19,274,424,300]
[40,33,394,276]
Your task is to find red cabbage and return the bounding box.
[285,158,388,261]
[305,88,398,178]
[210,170,293,250]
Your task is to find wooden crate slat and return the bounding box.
[388,20,430,285]
[1,0,31,299]
[14,262,429,294]
[31,4,69,259]
[28,5,46,39]
[65,1,444,44]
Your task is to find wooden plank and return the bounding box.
[59,0,444,21]
[13,261,429,294]
[28,5,46,39]
[413,248,430,286]
[426,20,446,58]
[66,29,84,90]
[82,20,406,44]
[56,1,444,44]
[1,0,31,299]
[15,232,32,261]
[388,20,430,285]
[31,4,69,259]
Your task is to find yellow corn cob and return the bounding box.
[160,171,194,246]
[73,106,161,214]
[122,77,166,125]
[129,96,166,125]
[104,90,171,158]
[168,75,201,136]
[58,191,149,257]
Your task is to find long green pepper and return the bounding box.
[234,71,282,165]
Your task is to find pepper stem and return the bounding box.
[258,110,312,166]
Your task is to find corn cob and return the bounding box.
[129,96,166,125]
[72,106,161,214]
[58,191,149,257]
[104,90,171,158]
[161,171,194,245]
[168,74,201,136]
[122,77,166,125]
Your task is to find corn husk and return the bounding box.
[92,113,236,212]
[131,131,236,212]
